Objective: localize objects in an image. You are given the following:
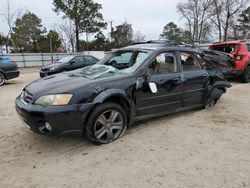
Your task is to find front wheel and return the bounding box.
[0,72,5,86]
[85,102,127,144]
[240,66,250,83]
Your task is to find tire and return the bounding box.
[0,72,5,86]
[204,88,223,109]
[240,66,250,83]
[85,102,127,144]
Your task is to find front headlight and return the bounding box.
[34,94,73,106]
[49,67,57,71]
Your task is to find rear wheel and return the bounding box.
[0,72,5,86]
[204,88,224,109]
[240,66,250,83]
[85,102,127,144]
[204,99,217,109]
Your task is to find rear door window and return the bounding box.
[180,52,201,71]
[84,56,96,64]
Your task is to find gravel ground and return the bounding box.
[0,68,249,188]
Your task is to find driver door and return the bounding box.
[136,51,183,117]
[70,56,85,70]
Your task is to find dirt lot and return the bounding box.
[0,68,250,188]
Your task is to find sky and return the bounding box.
[0,0,186,40]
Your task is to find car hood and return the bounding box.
[42,62,62,69]
[25,73,96,98]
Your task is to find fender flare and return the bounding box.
[93,88,133,106]
[81,89,136,129]
[211,81,232,90]
[0,69,6,78]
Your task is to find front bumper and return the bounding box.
[15,96,93,135]
[5,70,20,80]
[39,71,47,78]
[40,70,60,78]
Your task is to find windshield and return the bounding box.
[73,50,152,79]
[57,56,75,63]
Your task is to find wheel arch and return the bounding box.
[0,70,6,78]
[82,89,135,132]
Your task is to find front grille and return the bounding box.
[21,90,33,104]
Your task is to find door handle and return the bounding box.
[171,77,182,84]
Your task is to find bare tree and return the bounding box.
[223,0,247,41]
[58,20,76,52]
[177,0,213,43]
[210,0,247,41]
[133,31,146,43]
[0,0,23,53]
[210,0,223,41]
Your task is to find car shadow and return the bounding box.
[3,80,25,86]
[127,109,199,134]
[14,108,199,156]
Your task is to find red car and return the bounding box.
[209,41,250,82]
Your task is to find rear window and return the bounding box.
[210,45,239,54]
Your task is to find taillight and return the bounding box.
[235,54,243,61]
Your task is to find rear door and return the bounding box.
[179,51,209,107]
[136,51,183,117]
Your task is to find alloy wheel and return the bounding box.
[0,73,5,86]
[94,110,124,144]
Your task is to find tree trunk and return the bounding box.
[86,32,89,51]
[223,14,230,42]
[213,0,222,42]
[75,24,80,52]
[218,22,222,42]
[5,37,9,53]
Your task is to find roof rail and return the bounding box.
[133,40,196,48]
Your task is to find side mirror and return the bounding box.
[70,61,75,65]
[149,82,158,94]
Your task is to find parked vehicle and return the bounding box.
[16,41,231,144]
[0,60,19,86]
[202,49,235,78]
[0,56,14,64]
[39,55,99,78]
[209,41,250,82]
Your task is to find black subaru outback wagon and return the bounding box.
[16,41,231,144]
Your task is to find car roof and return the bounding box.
[120,41,202,54]
[210,41,250,46]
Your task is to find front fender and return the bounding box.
[80,88,136,129]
